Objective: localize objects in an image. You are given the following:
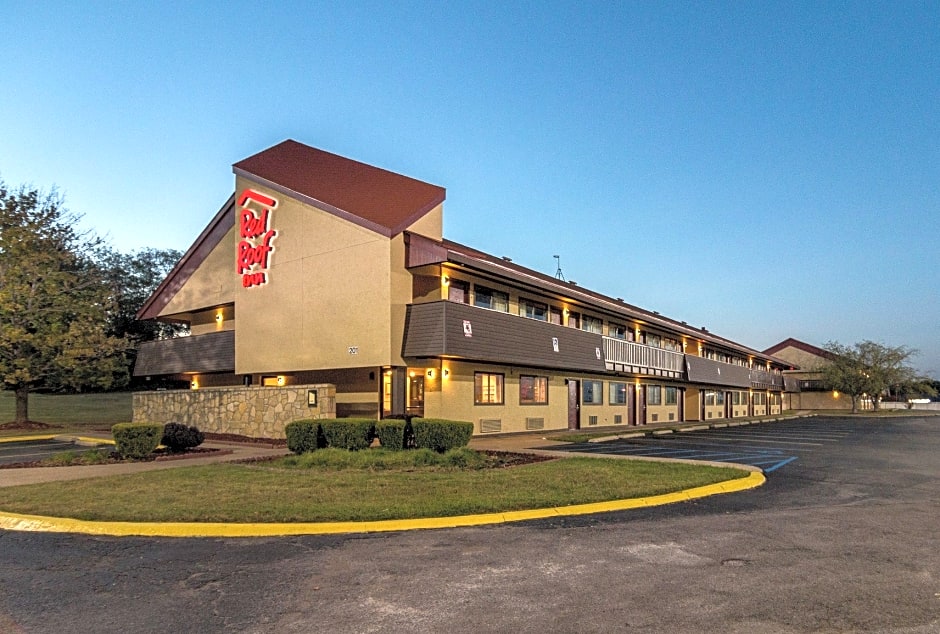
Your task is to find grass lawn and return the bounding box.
[0,391,131,434]
[0,450,748,523]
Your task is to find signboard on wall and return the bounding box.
[236,189,278,288]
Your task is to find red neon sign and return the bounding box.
[236,189,278,288]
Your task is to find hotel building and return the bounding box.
[134,140,797,436]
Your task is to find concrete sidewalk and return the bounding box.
[0,441,289,488]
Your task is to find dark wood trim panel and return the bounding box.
[402,301,608,373]
[133,331,235,376]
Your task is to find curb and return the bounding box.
[0,471,765,537]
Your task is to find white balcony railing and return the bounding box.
[603,337,685,373]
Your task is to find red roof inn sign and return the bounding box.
[236,189,278,288]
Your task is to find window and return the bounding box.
[474,372,504,404]
[647,385,662,405]
[519,298,548,321]
[582,380,603,404]
[646,334,662,348]
[716,391,725,405]
[609,382,627,404]
[609,323,628,340]
[663,337,680,352]
[473,285,509,312]
[548,307,563,325]
[582,315,603,334]
[705,390,716,406]
[519,375,549,405]
[665,386,678,405]
[567,311,581,329]
[447,278,469,303]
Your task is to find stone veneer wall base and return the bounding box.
[132,384,337,439]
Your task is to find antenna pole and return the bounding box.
[553,255,566,281]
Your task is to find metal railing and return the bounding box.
[602,337,685,372]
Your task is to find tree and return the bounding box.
[0,180,129,423]
[100,246,187,342]
[819,341,922,413]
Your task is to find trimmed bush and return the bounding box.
[374,420,406,450]
[412,418,474,453]
[112,423,163,459]
[319,419,375,451]
[161,422,205,452]
[285,420,323,454]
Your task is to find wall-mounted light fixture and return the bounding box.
[190,379,199,390]
[441,275,450,286]
[215,312,223,324]
[426,369,435,379]
[442,368,450,378]
[276,375,285,386]
[409,370,416,378]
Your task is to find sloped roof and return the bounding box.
[405,231,796,368]
[763,337,834,361]
[233,139,446,238]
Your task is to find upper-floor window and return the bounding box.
[473,285,509,312]
[447,279,469,304]
[663,337,680,352]
[567,311,581,329]
[582,315,603,334]
[519,298,548,321]
[609,323,628,340]
[647,334,662,348]
[548,306,563,325]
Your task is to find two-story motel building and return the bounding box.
[134,140,796,436]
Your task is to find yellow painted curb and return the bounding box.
[0,435,58,443]
[0,471,766,538]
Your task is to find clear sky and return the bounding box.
[2,1,938,376]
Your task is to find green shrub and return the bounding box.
[285,420,323,454]
[374,420,406,450]
[111,423,163,459]
[319,419,375,451]
[411,418,474,453]
[161,422,205,452]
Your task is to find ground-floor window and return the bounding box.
[665,386,678,405]
[583,380,603,404]
[519,375,549,404]
[609,382,627,404]
[753,392,767,406]
[474,372,504,404]
[705,390,725,406]
[648,385,662,405]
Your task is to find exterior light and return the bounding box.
[190,379,198,390]
[427,369,435,379]
[443,368,450,378]
[441,275,449,286]
[215,312,223,324]
[409,370,416,378]
[833,390,840,398]
[276,375,285,386]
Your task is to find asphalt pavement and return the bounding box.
[0,415,938,633]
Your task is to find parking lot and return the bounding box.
[0,437,109,466]
[546,417,854,472]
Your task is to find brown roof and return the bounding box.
[233,140,446,238]
[405,231,795,368]
[763,337,834,360]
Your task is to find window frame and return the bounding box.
[609,382,627,405]
[473,284,509,313]
[582,380,603,405]
[519,375,549,405]
[519,298,548,321]
[665,386,678,405]
[473,372,505,405]
[647,385,662,406]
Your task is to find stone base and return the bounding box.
[132,384,337,439]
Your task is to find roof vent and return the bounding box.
[569,281,577,286]
[502,256,512,262]
[701,326,708,331]
[616,297,624,302]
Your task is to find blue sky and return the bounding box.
[2,1,938,376]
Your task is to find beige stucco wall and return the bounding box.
[132,383,337,438]
[160,224,239,319]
